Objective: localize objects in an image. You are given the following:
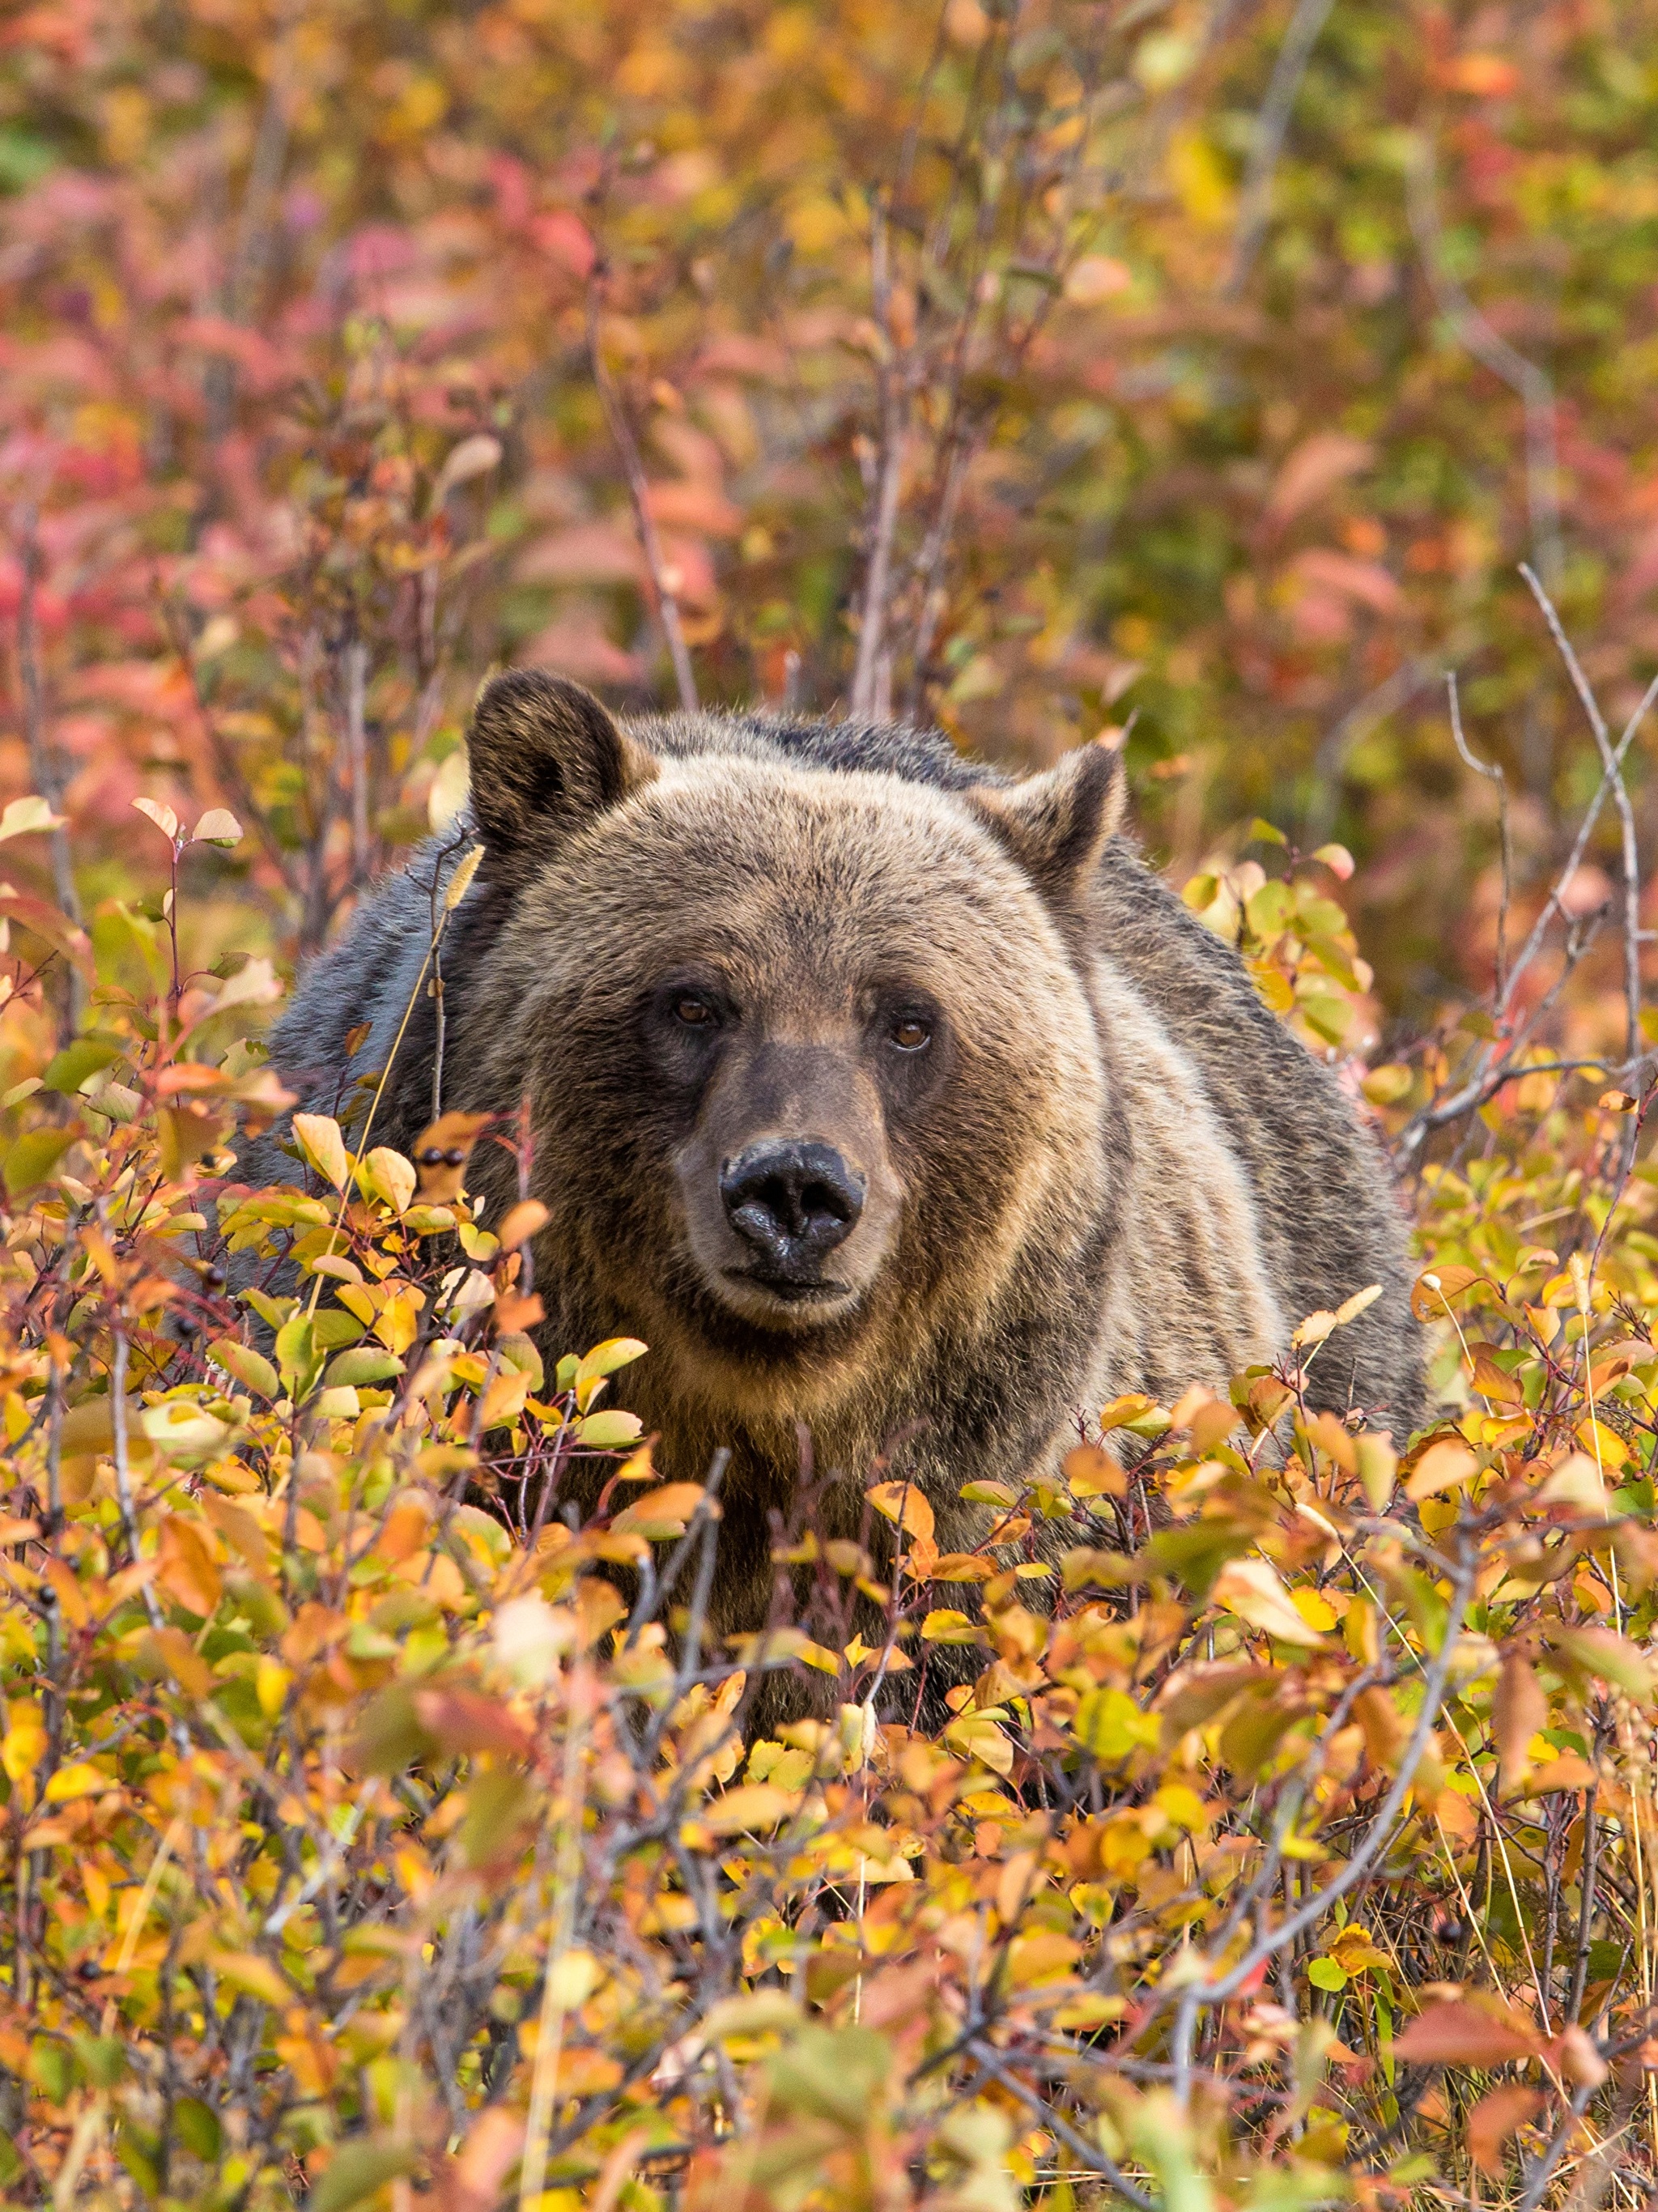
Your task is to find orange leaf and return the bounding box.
[1393,1998,1541,2067]
[866,1480,936,1547]
[1467,2085,1542,2176]
[411,1687,534,1759]
[1411,1264,1482,1321]
[1405,1437,1478,1501]
[1493,1649,1545,1797]
[155,1514,221,1619]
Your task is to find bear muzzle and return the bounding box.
[718,1139,866,1297]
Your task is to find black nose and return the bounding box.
[720,1141,865,1272]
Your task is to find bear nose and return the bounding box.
[720,1141,865,1270]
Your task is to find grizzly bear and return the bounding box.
[261,672,1422,1669]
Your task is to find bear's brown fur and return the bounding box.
[261,672,1423,1677]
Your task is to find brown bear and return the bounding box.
[261,672,1422,1665]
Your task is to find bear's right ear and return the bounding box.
[965,736,1126,908]
[466,670,657,874]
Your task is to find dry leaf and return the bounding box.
[1493,1648,1545,1797]
[1210,1557,1326,1647]
[1467,2085,1542,2176]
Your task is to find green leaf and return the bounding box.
[207,1338,280,1400]
[1248,816,1288,847]
[41,1033,123,1095]
[71,2034,126,2088]
[308,2138,418,2212]
[326,1346,405,1386]
[313,1308,365,1350]
[574,1409,644,1449]
[1308,1957,1348,1993]
[274,1312,321,1402]
[3,1125,75,1195]
[174,2096,222,2163]
[1073,1685,1160,1763]
[574,1336,648,1389]
[242,1289,297,1334]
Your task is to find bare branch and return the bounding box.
[1520,562,1643,1069]
[1409,147,1562,595]
[1446,669,1511,1001]
[850,201,908,721]
[13,504,81,1039]
[1225,0,1339,298]
[344,634,370,890]
[1201,1543,1476,2005]
[586,277,699,714]
[1401,607,1658,1151]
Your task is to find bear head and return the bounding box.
[459,672,1128,1435]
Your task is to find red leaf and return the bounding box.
[1467,2085,1542,2176]
[412,1687,534,1760]
[1393,1999,1542,2067]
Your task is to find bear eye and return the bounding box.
[890,1015,932,1053]
[674,993,718,1029]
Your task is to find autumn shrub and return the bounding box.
[0,773,1654,2212]
[6,1,1658,2204]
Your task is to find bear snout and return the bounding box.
[719,1139,866,1287]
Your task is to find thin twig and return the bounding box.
[15,504,82,1039]
[1409,150,1562,593]
[1446,669,1512,1001]
[1201,1544,1476,2006]
[585,275,698,713]
[1520,563,1642,1070]
[969,2043,1157,2212]
[110,1331,163,1633]
[344,634,369,888]
[1401,623,1658,1150]
[850,199,908,720]
[1225,0,1339,298]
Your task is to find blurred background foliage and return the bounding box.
[1,0,1655,1038]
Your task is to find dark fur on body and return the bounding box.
[254,677,1422,1705]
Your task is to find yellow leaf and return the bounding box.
[292,1112,350,1192]
[1211,1557,1326,1646]
[1405,1438,1478,1501]
[210,1949,291,2008]
[545,1948,598,2008]
[0,795,66,842]
[1,1712,46,1784]
[612,1482,713,1536]
[1167,127,1235,227]
[373,1287,425,1356]
[155,1513,221,1619]
[256,1657,291,1720]
[699,1784,801,1836]
[45,1761,108,1803]
[943,1711,1014,1775]
[920,1609,984,1644]
[866,1479,936,1545]
[1291,1588,1338,1633]
[361,1146,416,1214]
[1575,1415,1629,1470]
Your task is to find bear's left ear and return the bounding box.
[966,736,1126,907]
[466,670,658,876]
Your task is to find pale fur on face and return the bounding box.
[461,755,1117,1427]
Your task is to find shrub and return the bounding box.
[1,810,1657,2210]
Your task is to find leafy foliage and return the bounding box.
[3,0,1658,2207]
[2,881,1658,2209]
